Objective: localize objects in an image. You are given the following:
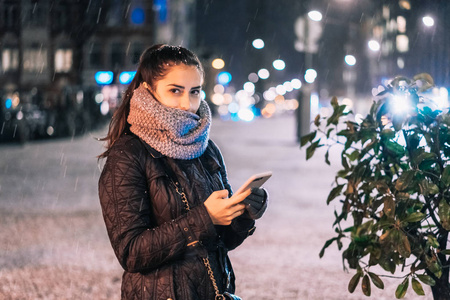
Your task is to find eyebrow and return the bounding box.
[167,84,202,90]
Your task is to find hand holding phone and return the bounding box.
[234,171,272,195]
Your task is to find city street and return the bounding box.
[0,113,432,300]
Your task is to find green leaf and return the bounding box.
[397,233,411,258]
[347,150,360,162]
[441,249,450,255]
[327,184,345,204]
[361,274,371,296]
[395,277,409,299]
[319,237,338,258]
[427,235,439,248]
[331,96,339,109]
[325,149,330,165]
[341,155,350,170]
[403,212,425,223]
[383,195,396,218]
[348,272,361,293]
[380,129,395,139]
[306,140,322,160]
[395,170,415,191]
[314,114,321,127]
[419,179,440,196]
[438,200,450,230]
[414,152,437,166]
[326,128,334,138]
[368,272,385,290]
[411,278,425,296]
[386,140,405,156]
[442,165,450,187]
[427,259,442,279]
[416,274,436,286]
[300,131,317,147]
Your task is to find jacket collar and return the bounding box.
[142,141,164,158]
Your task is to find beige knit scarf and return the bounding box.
[127,84,211,160]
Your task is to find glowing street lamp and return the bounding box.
[308,10,322,22]
[422,16,435,27]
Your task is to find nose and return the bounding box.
[179,96,190,111]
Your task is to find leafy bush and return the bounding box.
[301,74,450,299]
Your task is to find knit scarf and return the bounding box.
[127,84,211,160]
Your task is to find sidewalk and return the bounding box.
[0,113,432,299]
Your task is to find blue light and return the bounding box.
[95,71,114,85]
[5,98,12,109]
[131,7,145,25]
[119,71,136,84]
[154,0,167,23]
[217,72,232,85]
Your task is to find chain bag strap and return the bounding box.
[161,158,241,300]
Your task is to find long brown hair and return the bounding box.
[98,44,204,158]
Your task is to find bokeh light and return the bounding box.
[252,39,265,49]
[258,68,270,79]
[212,58,225,69]
[422,16,434,27]
[345,55,356,66]
[368,40,380,51]
[273,59,286,71]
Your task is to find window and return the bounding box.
[131,42,144,65]
[55,49,73,72]
[110,42,124,67]
[23,45,48,73]
[26,2,46,27]
[396,35,409,53]
[106,0,124,27]
[89,42,102,68]
[397,16,406,33]
[2,4,20,29]
[52,4,69,31]
[2,48,19,72]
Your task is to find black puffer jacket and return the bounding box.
[98,130,256,299]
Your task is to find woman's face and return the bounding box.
[151,64,203,114]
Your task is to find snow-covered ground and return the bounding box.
[0,113,432,299]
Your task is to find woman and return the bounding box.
[98,44,268,300]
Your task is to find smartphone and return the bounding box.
[234,171,272,195]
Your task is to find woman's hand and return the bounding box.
[204,189,251,225]
[243,187,268,219]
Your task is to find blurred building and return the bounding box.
[368,0,450,88]
[0,0,200,141]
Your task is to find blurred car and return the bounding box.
[0,91,47,143]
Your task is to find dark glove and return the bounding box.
[242,187,268,219]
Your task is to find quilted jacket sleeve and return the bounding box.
[209,141,256,251]
[98,138,217,273]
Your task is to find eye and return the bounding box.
[191,89,201,96]
[170,88,181,94]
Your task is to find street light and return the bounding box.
[422,16,434,27]
[308,10,322,22]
